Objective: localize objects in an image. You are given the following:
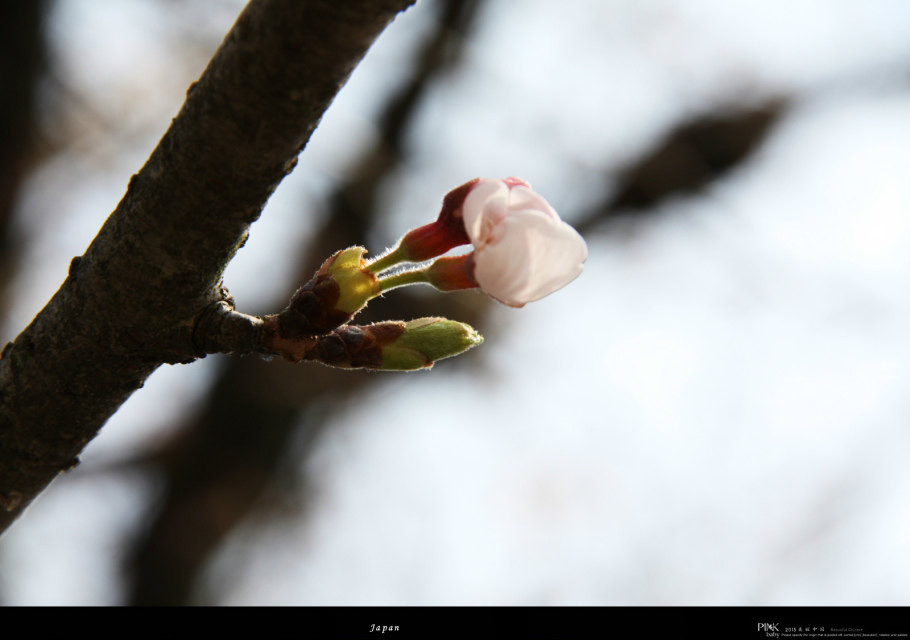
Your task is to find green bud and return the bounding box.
[326,247,382,315]
[380,317,483,371]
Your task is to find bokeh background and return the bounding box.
[2,0,910,605]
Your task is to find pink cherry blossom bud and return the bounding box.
[396,179,477,262]
[460,178,587,307]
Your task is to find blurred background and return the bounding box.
[2,0,910,605]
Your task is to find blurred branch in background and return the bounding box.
[0,1,47,313]
[123,0,483,606]
[576,100,787,236]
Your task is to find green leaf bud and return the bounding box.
[380,317,483,371]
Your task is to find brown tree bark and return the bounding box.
[0,0,416,535]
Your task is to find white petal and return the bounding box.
[506,185,559,221]
[474,209,587,307]
[461,179,509,245]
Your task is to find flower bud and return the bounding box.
[268,318,483,370]
[460,177,587,308]
[277,246,380,337]
[380,317,483,371]
[370,178,586,308]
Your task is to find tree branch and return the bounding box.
[0,0,416,535]
[121,0,483,604]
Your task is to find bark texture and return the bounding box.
[0,0,415,534]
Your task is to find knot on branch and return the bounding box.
[192,300,264,356]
